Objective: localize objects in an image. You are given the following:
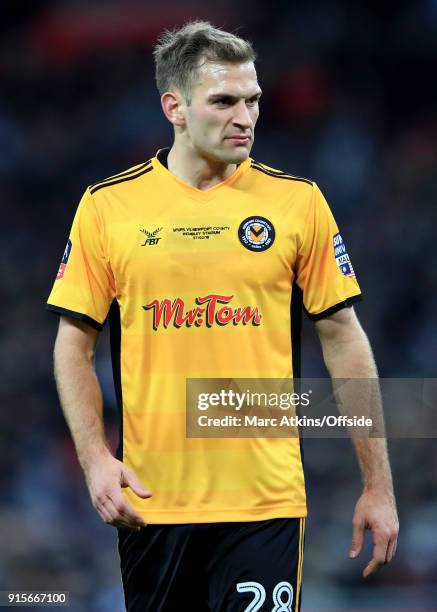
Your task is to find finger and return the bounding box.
[96,502,113,526]
[111,518,142,532]
[102,496,142,531]
[121,469,152,499]
[349,517,365,559]
[363,530,389,577]
[108,491,147,528]
[374,529,390,564]
[93,491,115,524]
[363,556,384,578]
[97,498,121,526]
[386,534,398,563]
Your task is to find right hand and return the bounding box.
[84,454,152,531]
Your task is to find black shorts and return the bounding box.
[118,517,306,612]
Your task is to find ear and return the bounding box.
[161,90,186,128]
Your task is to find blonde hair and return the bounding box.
[153,20,256,103]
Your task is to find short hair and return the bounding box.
[153,20,256,103]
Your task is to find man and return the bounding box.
[47,20,398,612]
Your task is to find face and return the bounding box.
[182,60,261,164]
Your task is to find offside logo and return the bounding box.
[238,216,275,252]
[143,294,262,330]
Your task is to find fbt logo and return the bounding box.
[143,294,262,330]
[140,227,162,246]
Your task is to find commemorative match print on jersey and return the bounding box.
[172,225,231,240]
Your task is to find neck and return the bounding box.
[167,141,237,191]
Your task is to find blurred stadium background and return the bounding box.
[1,0,437,610]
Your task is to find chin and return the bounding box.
[219,146,251,165]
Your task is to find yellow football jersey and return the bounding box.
[47,148,362,523]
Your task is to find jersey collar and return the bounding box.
[153,146,252,202]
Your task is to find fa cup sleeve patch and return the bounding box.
[56,239,72,280]
[333,233,355,278]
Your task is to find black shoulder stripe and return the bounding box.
[251,162,313,186]
[251,161,313,185]
[90,166,154,194]
[90,159,152,190]
[251,161,287,174]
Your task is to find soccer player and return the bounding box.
[47,20,399,612]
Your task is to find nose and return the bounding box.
[232,100,253,129]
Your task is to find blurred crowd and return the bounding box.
[1,0,436,609]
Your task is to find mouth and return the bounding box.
[226,135,251,145]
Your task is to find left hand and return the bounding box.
[349,488,399,578]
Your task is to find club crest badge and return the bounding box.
[238,216,275,252]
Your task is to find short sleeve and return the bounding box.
[295,183,362,320]
[46,188,115,330]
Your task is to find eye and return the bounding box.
[214,97,233,106]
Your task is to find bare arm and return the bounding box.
[54,316,109,468]
[315,307,399,577]
[54,316,151,530]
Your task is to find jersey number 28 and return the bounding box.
[236,580,294,612]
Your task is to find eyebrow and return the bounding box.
[208,91,263,102]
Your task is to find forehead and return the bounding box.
[194,60,259,97]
